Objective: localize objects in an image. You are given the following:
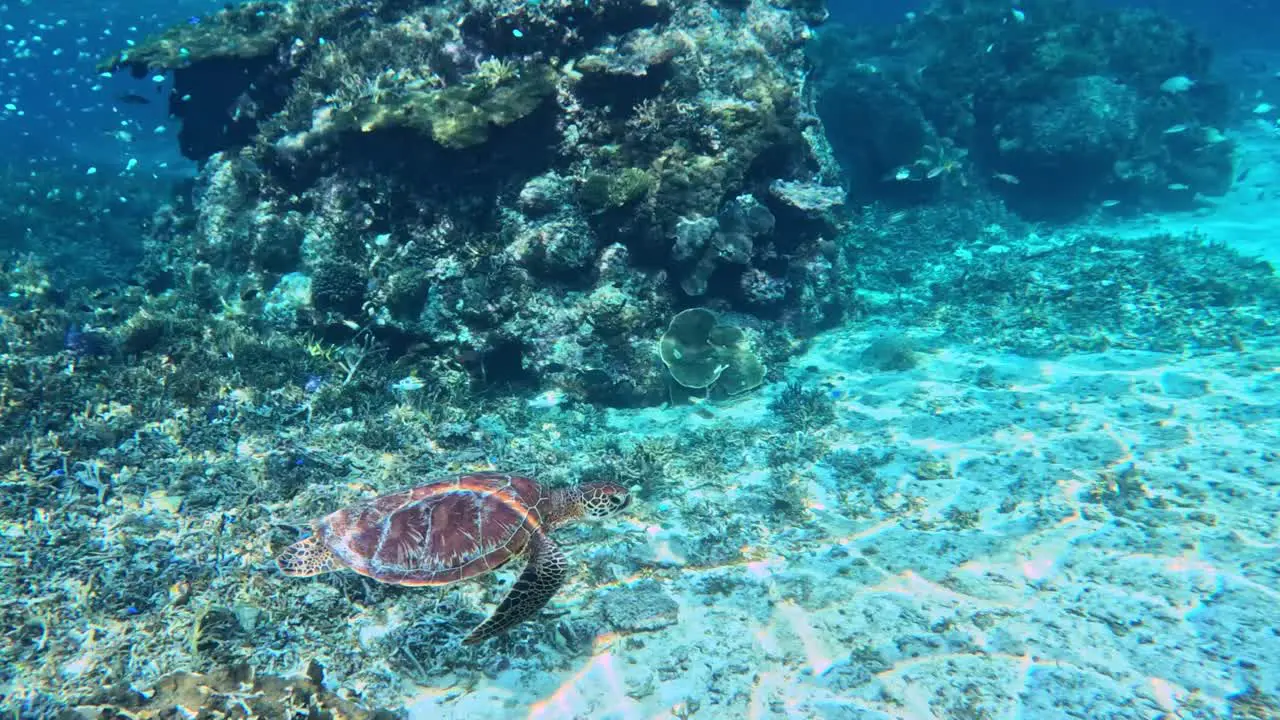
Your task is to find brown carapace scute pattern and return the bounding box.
[276,472,632,644]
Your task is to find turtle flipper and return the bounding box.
[276,536,339,577]
[463,532,568,644]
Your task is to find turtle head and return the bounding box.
[580,482,632,518]
[552,482,631,525]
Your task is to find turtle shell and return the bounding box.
[313,472,549,586]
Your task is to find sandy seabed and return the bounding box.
[411,328,1278,719]
[401,118,1280,720]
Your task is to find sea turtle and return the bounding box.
[276,472,631,644]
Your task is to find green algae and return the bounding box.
[578,166,656,211]
[335,64,557,149]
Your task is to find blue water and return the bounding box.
[3,0,1276,174]
[830,0,1280,51]
[0,0,215,174]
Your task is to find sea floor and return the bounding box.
[25,78,1280,720]
[407,120,1280,720]
[411,328,1280,720]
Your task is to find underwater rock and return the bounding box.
[995,75,1140,193]
[504,172,599,273]
[815,64,938,201]
[811,0,1235,217]
[769,179,846,214]
[601,579,679,632]
[99,0,832,406]
[679,195,777,297]
[860,334,920,372]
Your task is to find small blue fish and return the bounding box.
[186,16,201,25]
[64,324,110,357]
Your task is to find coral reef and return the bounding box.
[3,0,1276,715]
[1,214,1277,713]
[100,0,841,407]
[0,165,158,289]
[658,307,766,400]
[812,0,1235,217]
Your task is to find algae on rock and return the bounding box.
[336,64,557,149]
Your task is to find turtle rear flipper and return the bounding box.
[277,536,339,577]
[463,532,568,644]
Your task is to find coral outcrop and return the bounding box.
[812,0,1235,217]
[101,0,840,406]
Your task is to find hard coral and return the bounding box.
[768,380,836,431]
[338,63,557,149]
[812,0,1234,217]
[311,260,367,316]
[659,307,766,398]
[98,2,295,71]
[101,0,831,407]
[578,167,656,212]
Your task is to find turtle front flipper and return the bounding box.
[463,532,568,644]
[277,536,339,577]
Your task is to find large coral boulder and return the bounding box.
[103,0,839,406]
[994,76,1140,205]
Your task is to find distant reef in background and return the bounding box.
[812,0,1235,218]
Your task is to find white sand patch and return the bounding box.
[410,329,1280,718]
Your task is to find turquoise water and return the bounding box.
[1,1,1277,718]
